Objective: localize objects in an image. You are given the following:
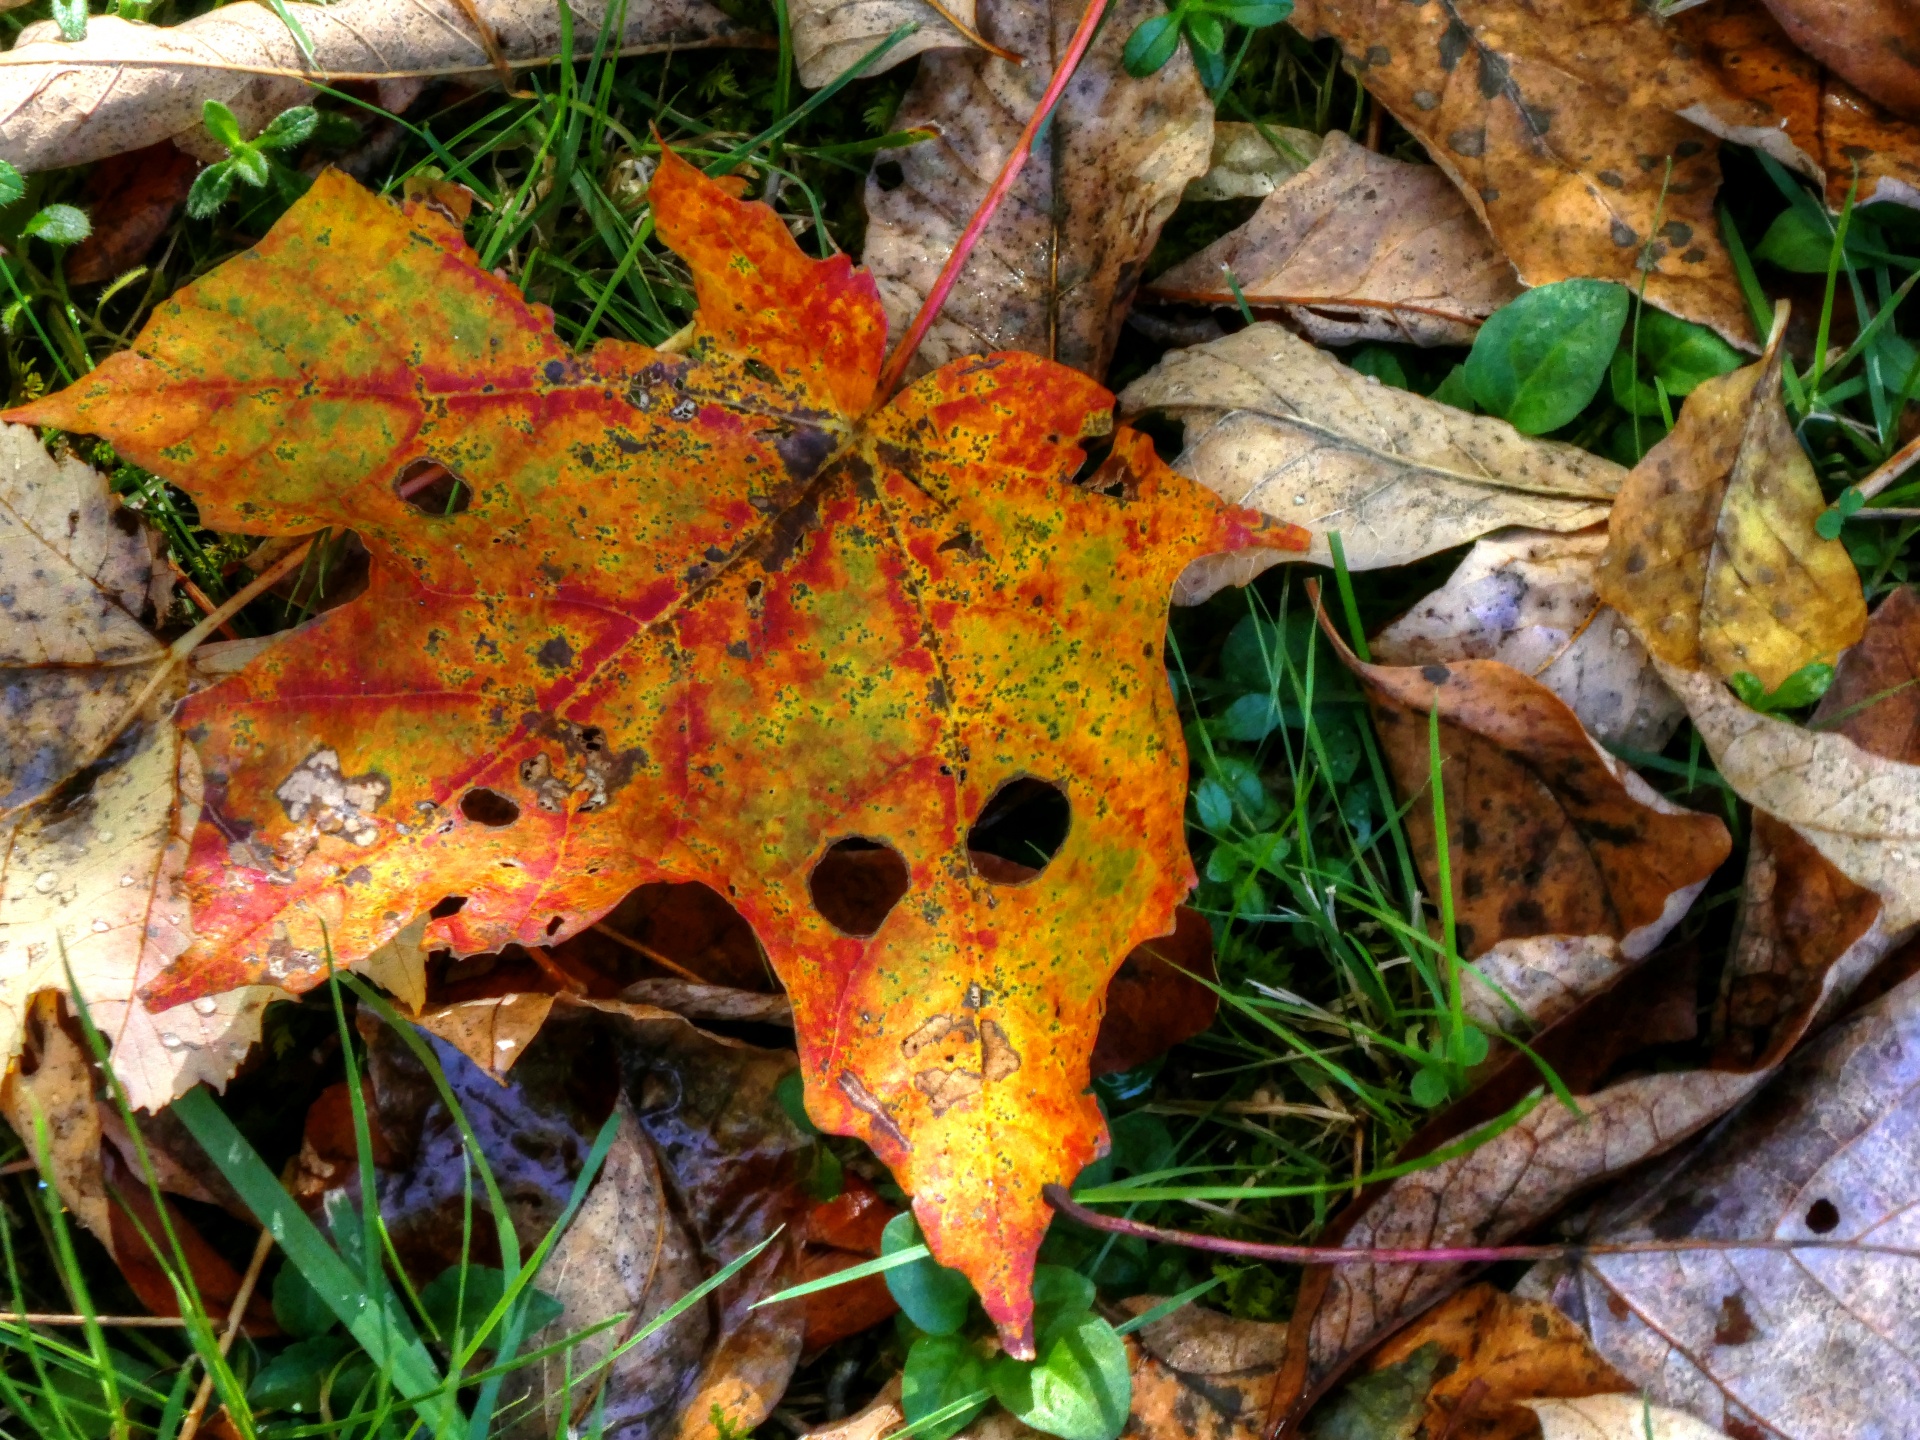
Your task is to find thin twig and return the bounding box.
[1142,287,1490,327]
[0,38,773,81]
[1044,1185,1920,1264]
[1856,428,1920,500]
[178,1226,275,1440]
[589,923,707,983]
[872,0,1112,400]
[0,1313,190,1328]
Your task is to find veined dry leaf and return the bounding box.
[1464,934,1635,1036]
[861,0,1211,380]
[0,995,111,1244]
[1371,528,1683,752]
[0,0,746,175]
[1149,130,1522,347]
[1117,324,1623,600]
[1760,0,1920,118]
[1351,1283,1631,1440]
[66,143,202,287]
[1182,121,1322,201]
[1674,0,1920,212]
[9,153,1292,1351]
[1522,1397,1728,1440]
[1327,637,1730,961]
[1595,313,1866,690]
[1285,0,1762,342]
[1543,969,1920,1438]
[790,0,993,89]
[0,424,275,1109]
[1284,956,1770,1429]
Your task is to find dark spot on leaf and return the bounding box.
[1661,221,1693,245]
[343,865,372,886]
[1447,128,1487,157]
[1805,1197,1840,1233]
[536,636,574,671]
[1682,246,1707,263]
[1477,48,1510,98]
[460,787,520,826]
[1421,663,1450,683]
[743,357,778,385]
[1676,139,1705,159]
[1438,17,1471,69]
[1413,89,1439,110]
[1366,43,1391,66]
[1611,219,1638,247]
[1714,1293,1756,1345]
[1598,170,1624,189]
[777,424,838,484]
[544,360,567,383]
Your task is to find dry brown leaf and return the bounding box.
[1150,130,1521,347]
[0,0,747,175]
[1182,121,1322,201]
[1328,638,1731,961]
[0,995,111,1244]
[1522,1397,1728,1440]
[1674,0,1920,212]
[1596,314,1865,691]
[860,0,1210,380]
[1285,0,1761,341]
[1538,969,1920,1438]
[1463,934,1635,1036]
[1760,0,1920,117]
[1116,324,1622,600]
[1372,529,1682,753]
[790,0,994,89]
[1356,1283,1631,1440]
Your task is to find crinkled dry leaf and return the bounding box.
[1542,969,1920,1438]
[1285,0,1760,341]
[1182,121,1322,201]
[1522,1396,1728,1440]
[8,154,1291,1348]
[0,0,746,174]
[1117,324,1623,599]
[1327,636,1730,961]
[790,0,991,89]
[1759,0,1920,117]
[1371,528,1682,752]
[1356,1283,1631,1440]
[1150,130,1521,347]
[861,0,1211,380]
[1596,320,1866,690]
[1464,934,1635,1036]
[0,996,111,1244]
[1674,0,1920,212]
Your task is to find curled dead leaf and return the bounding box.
[790,0,998,89]
[1596,311,1866,690]
[1182,122,1322,201]
[1371,528,1682,753]
[1117,324,1623,598]
[860,0,1211,379]
[1150,130,1521,347]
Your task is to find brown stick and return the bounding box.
[178,1226,275,1440]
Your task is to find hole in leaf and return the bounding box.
[460,787,520,827]
[395,458,472,515]
[875,161,905,192]
[967,777,1070,881]
[1805,1198,1840,1233]
[545,915,565,937]
[430,895,468,918]
[809,837,910,937]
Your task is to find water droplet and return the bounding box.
[496,1037,517,1050]
[119,873,137,887]
[159,1032,184,1050]
[1292,494,1306,506]
[33,872,59,893]
[192,996,220,1016]
[90,919,111,933]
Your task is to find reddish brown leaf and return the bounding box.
[66,142,200,286]
[1090,905,1217,1077]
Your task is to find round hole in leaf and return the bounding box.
[967,777,1070,881]
[429,895,467,917]
[460,787,520,826]
[809,837,910,937]
[1805,1197,1840,1233]
[875,160,906,192]
[394,458,472,515]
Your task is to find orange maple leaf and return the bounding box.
[9,150,1303,1350]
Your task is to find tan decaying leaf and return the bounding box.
[1181,121,1322,201]
[1353,1283,1632,1440]
[790,0,992,89]
[1659,662,1920,932]
[1285,0,1765,341]
[359,914,431,1015]
[1521,1395,1729,1440]
[1372,528,1683,752]
[1149,130,1521,347]
[1464,934,1634,1036]
[1331,639,1731,961]
[1672,0,1920,212]
[1760,0,1920,117]
[1117,324,1622,600]
[860,0,1211,380]
[0,997,111,1245]
[517,1096,711,1440]
[1,422,168,818]
[0,0,746,175]
[1547,970,1920,1438]
[412,992,559,1077]
[1596,319,1866,690]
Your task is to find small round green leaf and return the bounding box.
[903,1335,993,1440]
[0,160,23,209]
[272,1260,339,1339]
[1610,308,1743,416]
[1465,279,1630,434]
[883,1212,975,1335]
[1030,1265,1097,1348]
[1122,14,1182,77]
[991,1313,1132,1440]
[22,204,91,245]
